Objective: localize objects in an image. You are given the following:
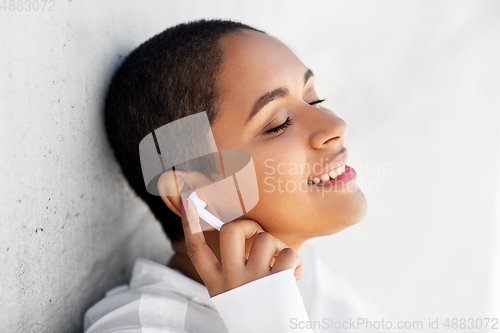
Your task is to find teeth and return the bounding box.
[333,165,345,176]
[320,174,330,182]
[328,170,338,179]
[309,165,346,185]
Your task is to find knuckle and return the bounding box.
[219,222,239,235]
[279,247,297,258]
[254,231,273,243]
[186,243,198,260]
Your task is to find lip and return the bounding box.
[308,147,349,183]
[310,165,357,187]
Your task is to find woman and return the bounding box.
[84,19,387,333]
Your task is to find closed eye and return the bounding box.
[264,99,326,135]
[309,98,326,105]
[265,117,292,135]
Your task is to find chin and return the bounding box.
[346,191,368,226]
[330,191,368,233]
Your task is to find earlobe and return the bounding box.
[158,171,186,217]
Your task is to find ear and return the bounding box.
[157,170,187,217]
[157,170,217,232]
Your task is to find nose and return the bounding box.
[308,111,348,150]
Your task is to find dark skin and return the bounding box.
[167,227,221,286]
[159,29,367,294]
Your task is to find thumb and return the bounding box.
[181,198,202,235]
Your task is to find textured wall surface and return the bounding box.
[1,1,499,332]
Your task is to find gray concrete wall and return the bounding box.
[1,1,499,332]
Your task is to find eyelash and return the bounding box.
[309,98,326,105]
[264,99,326,135]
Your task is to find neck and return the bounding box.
[167,250,205,285]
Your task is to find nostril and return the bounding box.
[324,136,340,145]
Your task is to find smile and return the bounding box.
[307,165,357,187]
[307,164,346,185]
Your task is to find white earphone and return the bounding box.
[188,190,224,231]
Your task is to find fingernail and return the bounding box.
[182,198,189,212]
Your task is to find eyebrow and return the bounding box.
[245,68,314,124]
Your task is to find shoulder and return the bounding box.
[83,257,226,333]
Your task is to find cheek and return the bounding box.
[244,167,311,233]
[242,144,309,223]
[244,189,306,234]
[254,143,308,185]
[255,160,309,201]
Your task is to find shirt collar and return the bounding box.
[129,257,217,311]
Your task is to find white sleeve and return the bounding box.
[209,268,313,333]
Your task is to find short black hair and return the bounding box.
[104,19,264,243]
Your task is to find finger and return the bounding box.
[243,221,265,259]
[219,220,264,276]
[244,233,257,260]
[270,247,303,280]
[246,232,288,272]
[294,260,304,280]
[181,198,221,283]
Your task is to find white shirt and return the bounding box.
[83,241,394,333]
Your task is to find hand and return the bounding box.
[181,197,304,297]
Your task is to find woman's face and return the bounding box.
[210,29,367,248]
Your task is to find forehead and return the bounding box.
[216,29,307,107]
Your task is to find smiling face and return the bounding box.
[209,29,368,248]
